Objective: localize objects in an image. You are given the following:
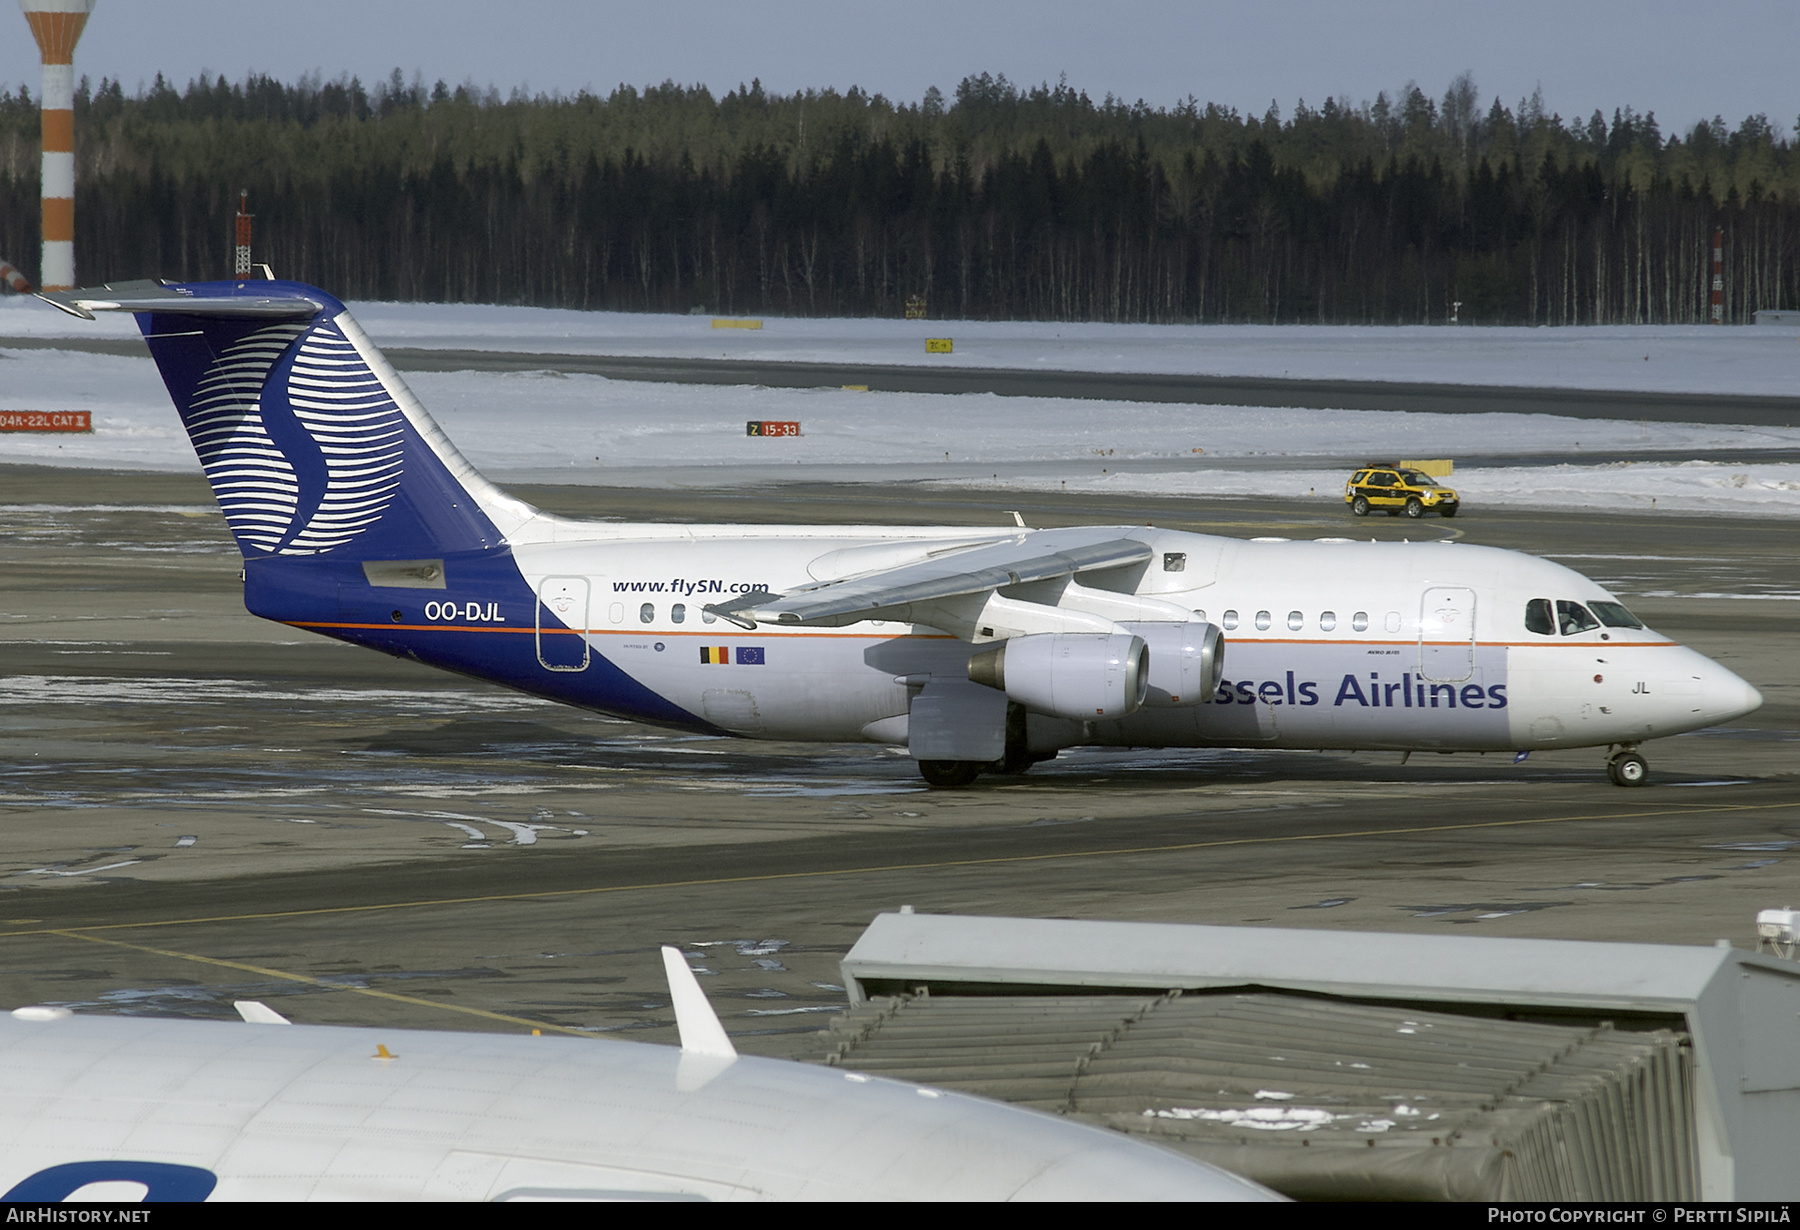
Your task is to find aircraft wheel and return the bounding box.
[989,749,1036,776]
[918,760,984,789]
[1350,496,1370,517]
[1607,751,1649,787]
[990,748,1058,776]
[1404,498,1425,519]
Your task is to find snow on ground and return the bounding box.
[3,292,1798,396]
[975,459,1800,519]
[3,300,1800,516]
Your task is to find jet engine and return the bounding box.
[966,632,1148,720]
[1124,620,1224,706]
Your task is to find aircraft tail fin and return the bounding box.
[40,280,539,560]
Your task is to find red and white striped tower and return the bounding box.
[18,0,96,292]
[1710,228,1724,324]
[234,191,252,276]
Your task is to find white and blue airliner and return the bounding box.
[43,279,1762,788]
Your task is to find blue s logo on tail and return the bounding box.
[182,317,408,555]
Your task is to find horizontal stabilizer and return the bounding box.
[705,528,1152,626]
[38,280,321,320]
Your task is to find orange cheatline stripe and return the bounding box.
[23,12,89,63]
[40,109,73,150]
[288,620,952,641]
[291,620,1676,652]
[41,197,74,242]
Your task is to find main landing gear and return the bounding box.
[918,760,984,789]
[917,703,1055,789]
[1607,745,1649,787]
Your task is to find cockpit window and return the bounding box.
[1588,601,1645,629]
[1524,598,1554,635]
[1556,600,1601,635]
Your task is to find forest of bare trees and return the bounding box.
[0,69,1794,323]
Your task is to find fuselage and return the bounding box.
[0,1011,1263,1201]
[287,521,1762,758]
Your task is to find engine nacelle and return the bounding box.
[966,633,1148,720]
[1123,620,1224,706]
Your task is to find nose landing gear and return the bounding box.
[1607,746,1649,787]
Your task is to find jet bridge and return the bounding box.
[831,913,1800,1201]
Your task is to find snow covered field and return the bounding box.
[4,294,1800,395]
[3,297,1798,516]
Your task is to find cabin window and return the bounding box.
[1255,610,1272,631]
[1385,611,1403,633]
[1163,552,1186,572]
[1524,598,1554,635]
[608,602,625,624]
[1319,610,1337,631]
[639,603,655,624]
[1352,611,1369,632]
[1287,610,1303,631]
[701,608,717,624]
[1557,600,1600,635]
[1589,601,1644,629]
[671,603,686,624]
[1192,609,1206,623]
[1222,610,1239,630]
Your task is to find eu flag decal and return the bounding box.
[735,646,766,665]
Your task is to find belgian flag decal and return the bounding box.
[700,646,764,664]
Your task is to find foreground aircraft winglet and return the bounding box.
[660,945,737,1059]
[49,276,1761,789]
[232,1000,292,1025]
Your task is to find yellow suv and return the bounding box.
[1345,464,1461,518]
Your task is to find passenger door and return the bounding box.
[1419,586,1475,682]
[536,576,591,672]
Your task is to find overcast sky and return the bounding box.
[5,1,1795,138]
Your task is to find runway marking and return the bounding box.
[45,930,596,1038]
[1,799,1791,943]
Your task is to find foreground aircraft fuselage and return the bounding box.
[0,950,1270,1201]
[44,280,1762,788]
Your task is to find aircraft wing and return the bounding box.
[706,527,1152,626]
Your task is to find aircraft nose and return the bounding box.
[1702,664,1763,724]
